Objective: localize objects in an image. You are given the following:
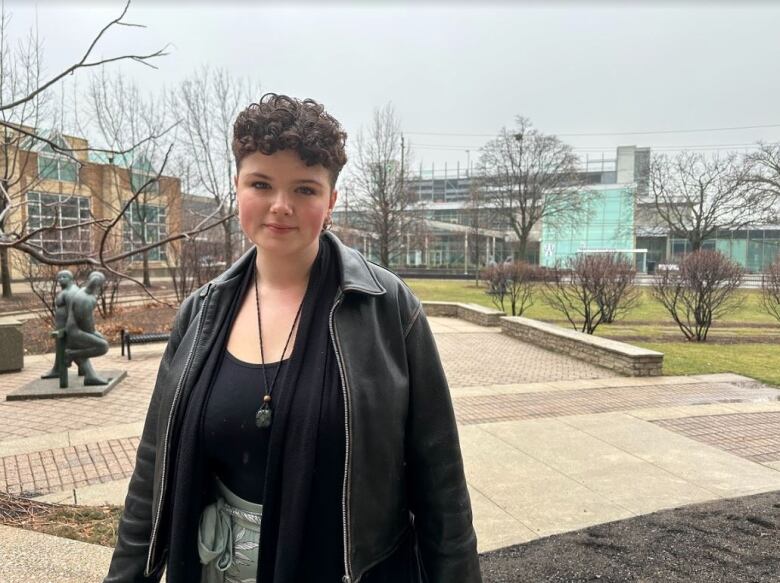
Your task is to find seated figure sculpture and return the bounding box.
[41,269,80,379]
[64,271,110,386]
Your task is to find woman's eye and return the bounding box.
[297,186,316,195]
[252,181,270,190]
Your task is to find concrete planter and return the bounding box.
[0,320,24,373]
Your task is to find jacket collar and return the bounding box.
[205,231,386,297]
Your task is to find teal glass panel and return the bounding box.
[59,161,77,182]
[38,156,59,180]
[747,239,764,272]
[729,240,747,268]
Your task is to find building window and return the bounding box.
[130,169,160,194]
[26,192,91,255]
[123,203,167,261]
[37,150,78,183]
[129,156,160,194]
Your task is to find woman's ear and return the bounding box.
[329,189,338,211]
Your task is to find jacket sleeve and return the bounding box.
[103,299,191,583]
[405,305,483,583]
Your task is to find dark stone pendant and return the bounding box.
[255,407,273,429]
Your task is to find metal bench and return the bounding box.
[120,329,170,360]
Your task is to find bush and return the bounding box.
[166,239,225,303]
[652,250,743,342]
[541,254,640,334]
[481,261,538,316]
[760,256,780,323]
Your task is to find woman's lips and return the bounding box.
[265,224,296,233]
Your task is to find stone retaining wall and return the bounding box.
[501,316,663,377]
[421,301,663,377]
[422,301,504,327]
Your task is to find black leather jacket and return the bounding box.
[104,232,482,583]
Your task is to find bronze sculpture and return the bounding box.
[42,270,110,386]
[41,270,79,379]
[65,271,110,385]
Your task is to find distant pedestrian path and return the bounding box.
[430,317,618,387]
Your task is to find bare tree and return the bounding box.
[84,70,173,288]
[170,67,260,265]
[11,255,90,326]
[504,261,538,316]
[479,117,589,262]
[0,3,51,298]
[650,151,769,253]
[165,236,223,303]
[350,103,415,267]
[652,250,744,342]
[760,256,780,323]
[166,192,225,302]
[0,1,234,304]
[746,143,780,223]
[542,254,639,334]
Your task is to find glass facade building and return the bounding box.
[334,146,780,273]
[540,186,636,268]
[669,228,780,272]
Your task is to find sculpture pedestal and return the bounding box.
[0,320,24,373]
[6,370,127,401]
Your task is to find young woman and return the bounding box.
[104,94,482,583]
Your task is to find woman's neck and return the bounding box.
[254,238,320,292]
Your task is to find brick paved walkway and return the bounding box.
[0,437,138,496]
[0,348,162,442]
[453,381,780,426]
[0,318,615,442]
[653,412,780,463]
[430,318,618,386]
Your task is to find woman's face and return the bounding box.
[235,150,337,260]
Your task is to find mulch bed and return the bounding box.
[0,492,122,547]
[480,490,780,582]
[602,334,780,345]
[21,304,177,355]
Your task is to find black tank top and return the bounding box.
[202,350,287,503]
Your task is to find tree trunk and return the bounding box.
[223,219,233,264]
[516,238,528,263]
[0,247,12,299]
[143,251,151,288]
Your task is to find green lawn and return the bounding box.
[637,342,780,388]
[404,278,780,387]
[405,279,777,325]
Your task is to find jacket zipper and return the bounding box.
[145,282,213,575]
[329,290,353,583]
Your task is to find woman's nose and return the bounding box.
[269,190,293,214]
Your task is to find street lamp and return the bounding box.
[513,132,524,262]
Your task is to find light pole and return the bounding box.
[513,132,524,262]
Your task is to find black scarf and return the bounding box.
[258,233,342,583]
[166,235,343,583]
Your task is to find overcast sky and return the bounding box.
[7,1,780,174]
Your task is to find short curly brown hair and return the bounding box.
[232,93,348,188]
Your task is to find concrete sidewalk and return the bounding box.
[2,318,780,581]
